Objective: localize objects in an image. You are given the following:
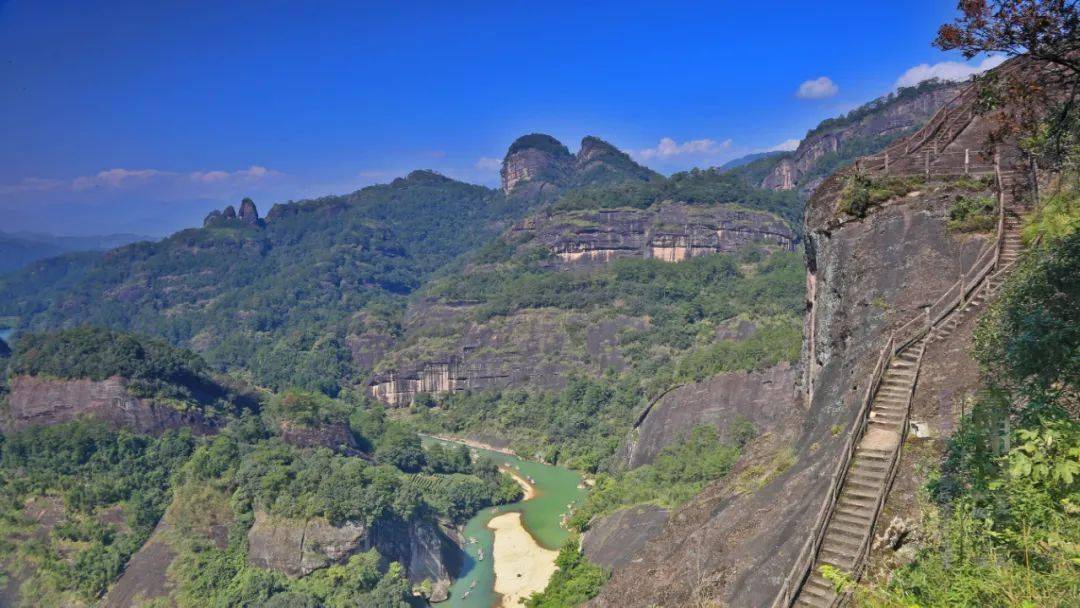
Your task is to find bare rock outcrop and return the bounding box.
[246,511,458,602]
[511,203,796,267]
[500,134,660,200]
[238,197,260,225]
[581,504,669,570]
[2,375,218,435]
[203,198,263,227]
[501,134,575,197]
[618,362,799,469]
[247,511,368,578]
[278,419,363,456]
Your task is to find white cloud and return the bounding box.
[475,157,502,171]
[796,76,839,99]
[638,137,732,160]
[894,54,1007,88]
[190,165,277,183]
[4,165,281,194]
[72,168,170,190]
[766,138,801,152]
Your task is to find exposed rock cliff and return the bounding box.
[369,306,641,406]
[581,504,669,570]
[761,80,964,194]
[238,197,260,225]
[278,419,363,455]
[247,511,368,578]
[501,134,660,199]
[618,362,799,469]
[501,134,575,198]
[246,511,459,602]
[511,203,796,267]
[2,375,220,435]
[590,68,1011,608]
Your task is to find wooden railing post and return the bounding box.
[964,148,970,175]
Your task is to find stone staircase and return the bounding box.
[784,145,1034,608]
[930,171,1026,345]
[792,340,925,608]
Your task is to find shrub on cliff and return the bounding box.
[837,174,924,218]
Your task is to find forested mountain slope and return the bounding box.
[0,231,149,275]
[0,171,519,394]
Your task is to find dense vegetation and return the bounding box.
[161,415,520,607]
[525,539,609,608]
[0,171,525,395]
[0,423,196,604]
[411,247,804,470]
[0,379,521,606]
[568,425,751,530]
[553,166,804,226]
[9,327,241,408]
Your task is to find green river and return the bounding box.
[424,437,588,608]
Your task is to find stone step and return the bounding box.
[881,378,913,389]
[819,547,856,569]
[828,519,870,539]
[868,420,902,434]
[832,509,872,528]
[857,447,893,459]
[799,585,834,605]
[794,591,831,608]
[846,477,881,492]
[824,534,863,554]
[877,385,911,395]
[804,574,836,599]
[849,461,888,476]
[843,485,880,501]
[838,494,876,512]
[871,402,907,412]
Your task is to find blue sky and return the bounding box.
[0,1,1004,235]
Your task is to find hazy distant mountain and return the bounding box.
[0,231,152,275]
[718,151,787,171]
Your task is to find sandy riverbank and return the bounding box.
[420,433,517,456]
[502,468,537,500]
[487,511,558,607]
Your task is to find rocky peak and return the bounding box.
[238,198,260,224]
[204,199,264,228]
[500,133,660,198]
[575,135,663,185]
[501,133,574,196]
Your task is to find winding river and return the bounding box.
[424,437,588,608]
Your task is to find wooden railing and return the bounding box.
[769,336,893,608]
[772,150,1020,608]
